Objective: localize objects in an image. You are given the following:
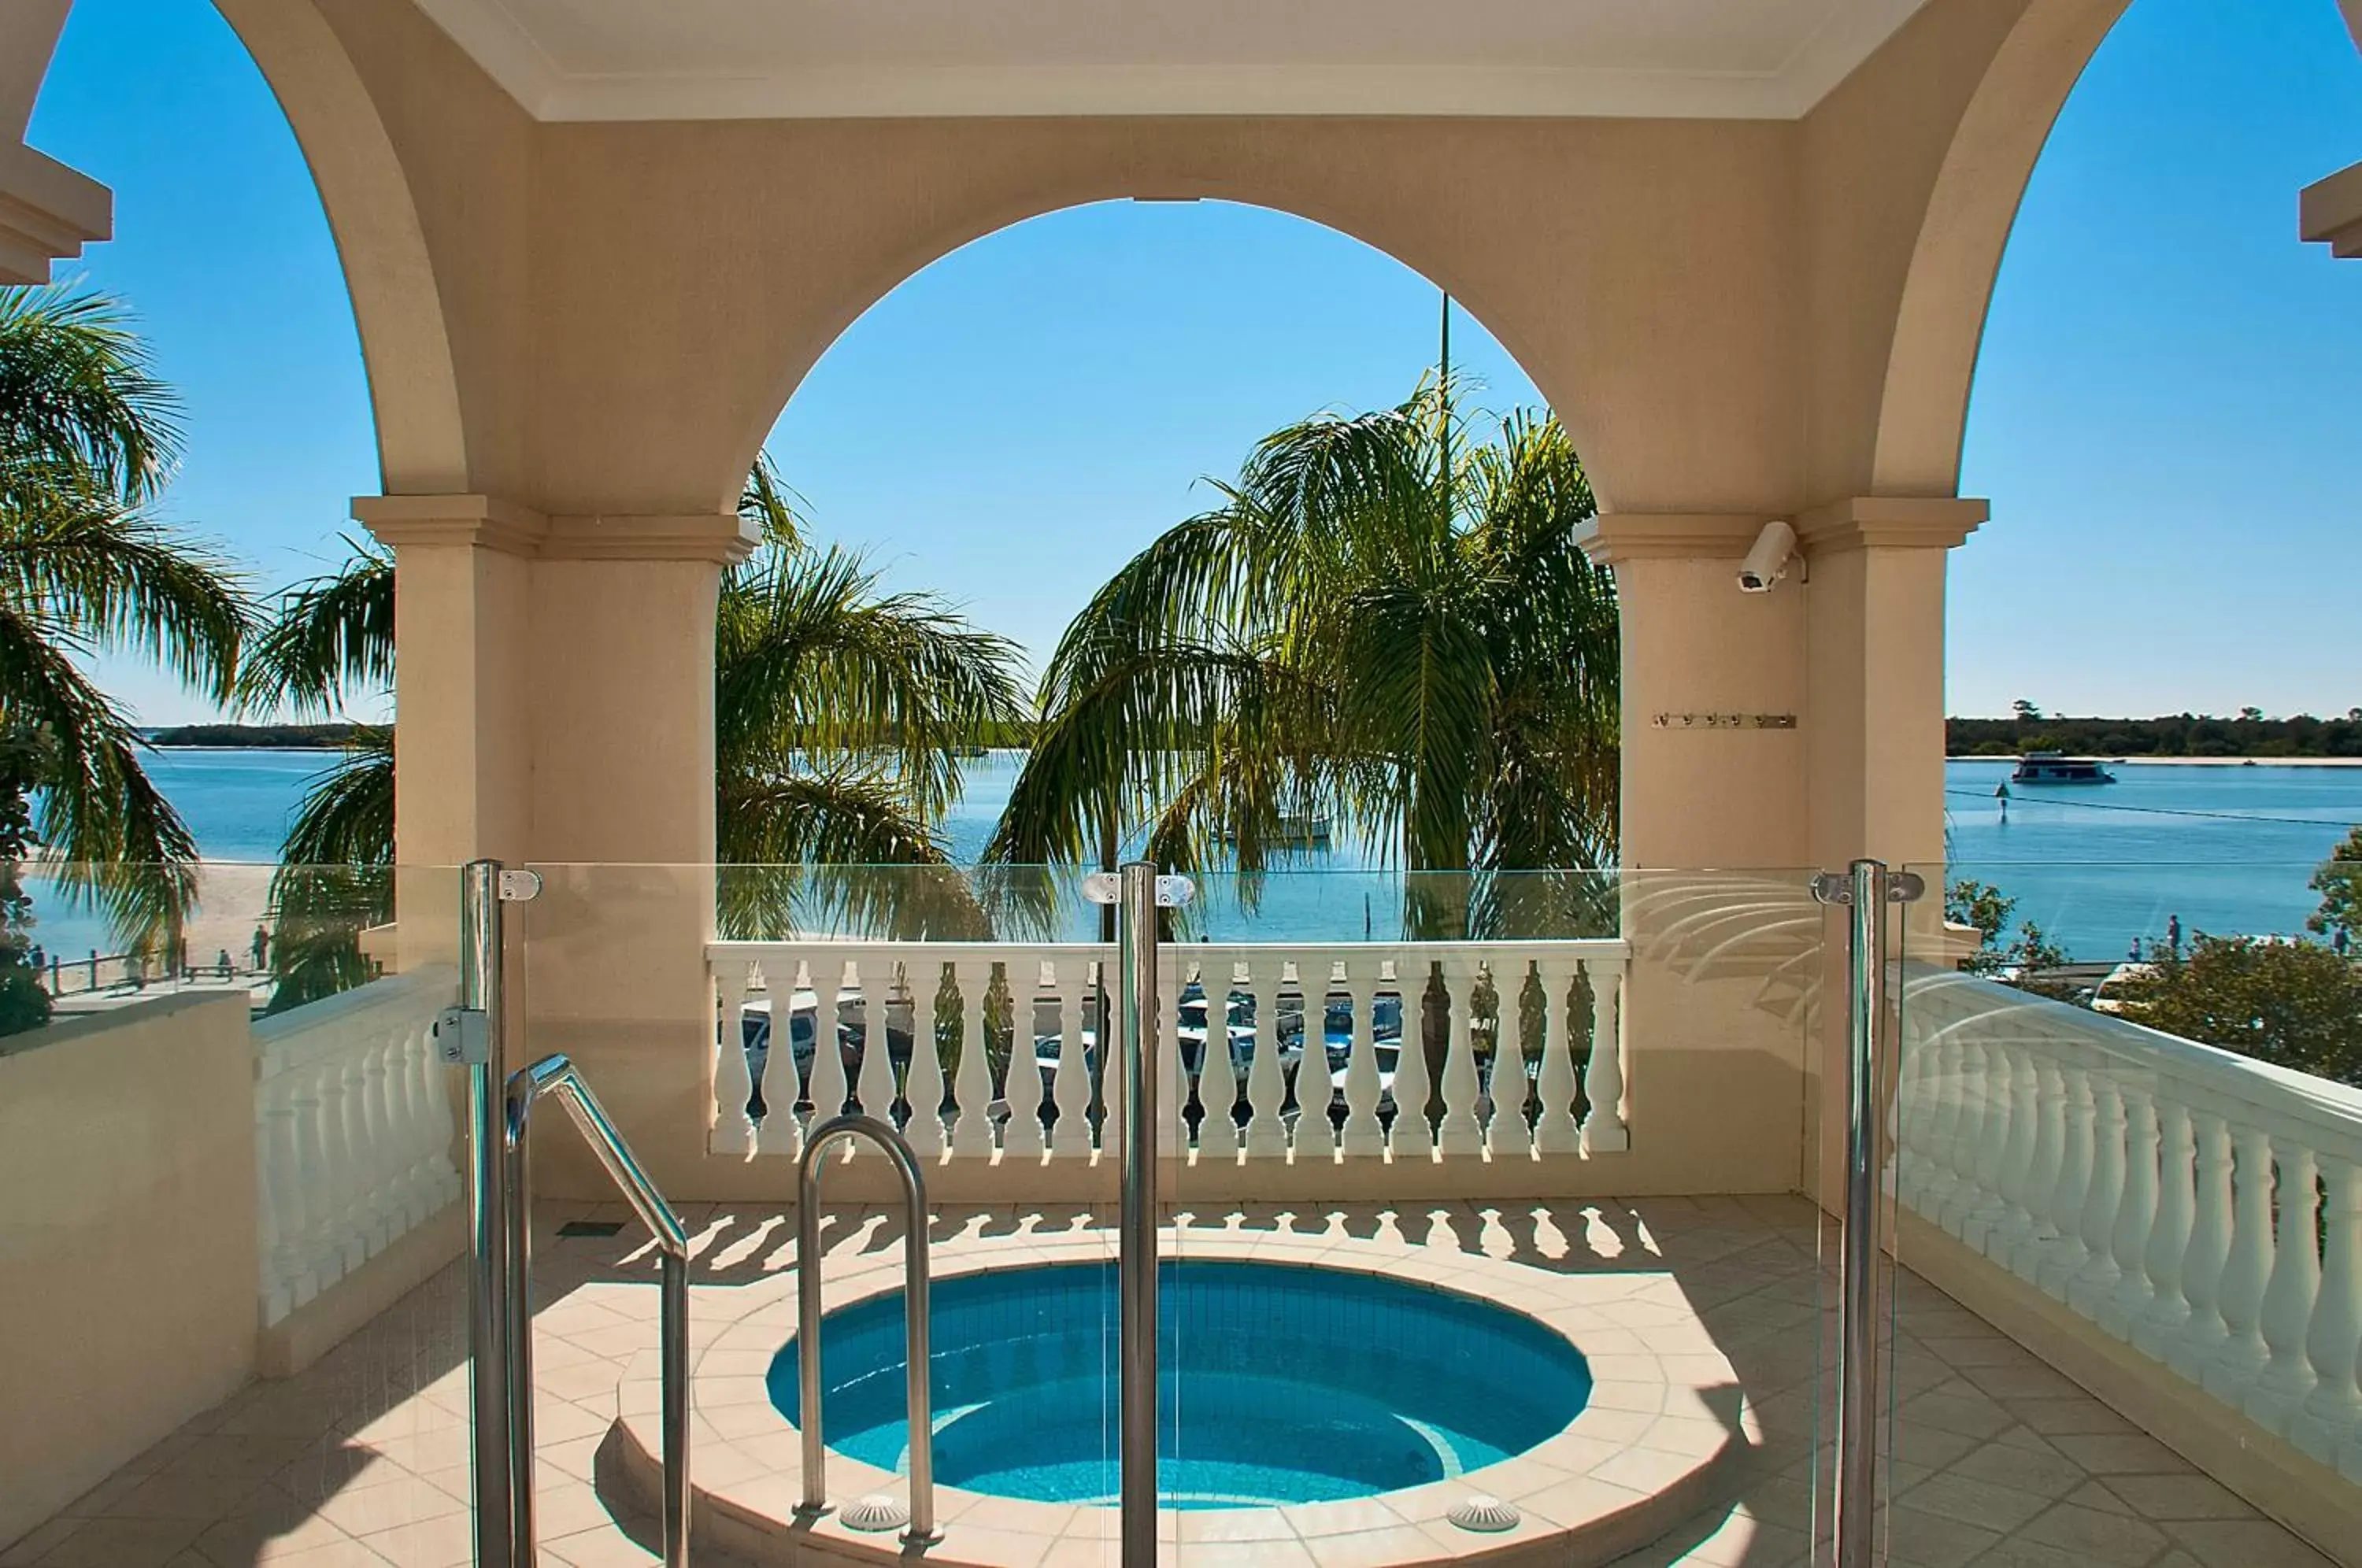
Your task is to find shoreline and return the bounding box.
[1948,756,2362,768]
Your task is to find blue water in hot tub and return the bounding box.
[768,1259,1592,1509]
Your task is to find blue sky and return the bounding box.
[23,0,2362,725]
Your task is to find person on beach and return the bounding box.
[2168,914,2183,953]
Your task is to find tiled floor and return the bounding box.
[1,1196,2333,1568]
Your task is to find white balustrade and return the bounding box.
[707,938,1629,1166]
[254,967,461,1326]
[1900,967,2362,1471]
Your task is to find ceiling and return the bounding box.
[409,0,1939,122]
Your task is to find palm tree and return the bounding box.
[235,537,394,1007]
[0,284,250,949]
[246,457,1026,986]
[987,379,1619,941]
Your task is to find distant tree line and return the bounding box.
[147,723,364,749]
[1948,704,2362,759]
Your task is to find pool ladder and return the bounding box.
[796,1114,937,1544]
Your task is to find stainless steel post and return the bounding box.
[1118,860,1160,1565]
[797,1115,934,1544]
[1812,856,1916,1568]
[461,860,511,1568]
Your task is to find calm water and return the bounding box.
[40,749,2362,961]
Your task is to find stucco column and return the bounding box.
[1797,497,1984,873]
[358,496,757,1195]
[516,513,756,1197]
[354,495,539,971]
[1583,515,1816,1193]
[1797,494,1985,1204]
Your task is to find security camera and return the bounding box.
[1737,520,1797,594]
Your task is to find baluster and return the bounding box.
[1001,961,1050,1158]
[2245,1142,2323,1432]
[2038,1061,2097,1296]
[846,958,890,1122]
[1390,964,1435,1159]
[1294,961,1338,1159]
[757,962,809,1157]
[1982,1039,2040,1262]
[291,1054,338,1296]
[950,960,996,1156]
[335,1039,376,1275]
[713,960,756,1152]
[256,1056,309,1322]
[2065,1069,2127,1316]
[1912,1026,1966,1219]
[1486,961,1532,1156]
[1579,958,1628,1153]
[2204,1124,2276,1404]
[1050,959,1095,1156]
[2134,1097,2197,1356]
[1195,961,1241,1159]
[1960,1037,2015,1250]
[396,1015,443,1224]
[1436,961,1483,1156]
[359,1026,402,1255]
[372,1019,423,1229]
[2007,1049,2068,1281]
[904,962,949,1156]
[1158,953,1185,1156]
[1338,963,1384,1156]
[421,1011,462,1210]
[2170,1110,2236,1380]
[1242,956,1288,1156]
[1938,1031,1991,1237]
[2294,1156,2362,1461]
[1531,959,1579,1154]
[2101,1082,2162,1337]
[808,960,853,1129]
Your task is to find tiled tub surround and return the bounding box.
[609,1226,1749,1566]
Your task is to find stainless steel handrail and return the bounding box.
[504,1054,690,1568]
[796,1114,935,1544]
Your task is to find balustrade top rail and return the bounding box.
[1905,966,2362,1162]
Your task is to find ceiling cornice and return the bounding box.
[409,0,1935,124]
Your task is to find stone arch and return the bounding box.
[1869,0,2134,496]
[206,0,468,495]
[720,166,1618,517]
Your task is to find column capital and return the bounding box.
[1794,495,1986,553]
[2301,161,2362,259]
[354,494,761,564]
[1579,512,1772,565]
[0,141,109,286]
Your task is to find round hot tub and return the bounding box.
[768,1259,1594,1508]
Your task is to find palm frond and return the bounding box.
[0,602,198,946]
[717,766,991,939]
[0,285,183,505]
[0,486,250,703]
[238,538,393,716]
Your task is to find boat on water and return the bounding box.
[1216,812,1334,847]
[2010,752,2117,786]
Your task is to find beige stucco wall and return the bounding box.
[0,994,257,1550]
[158,0,2164,1198]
